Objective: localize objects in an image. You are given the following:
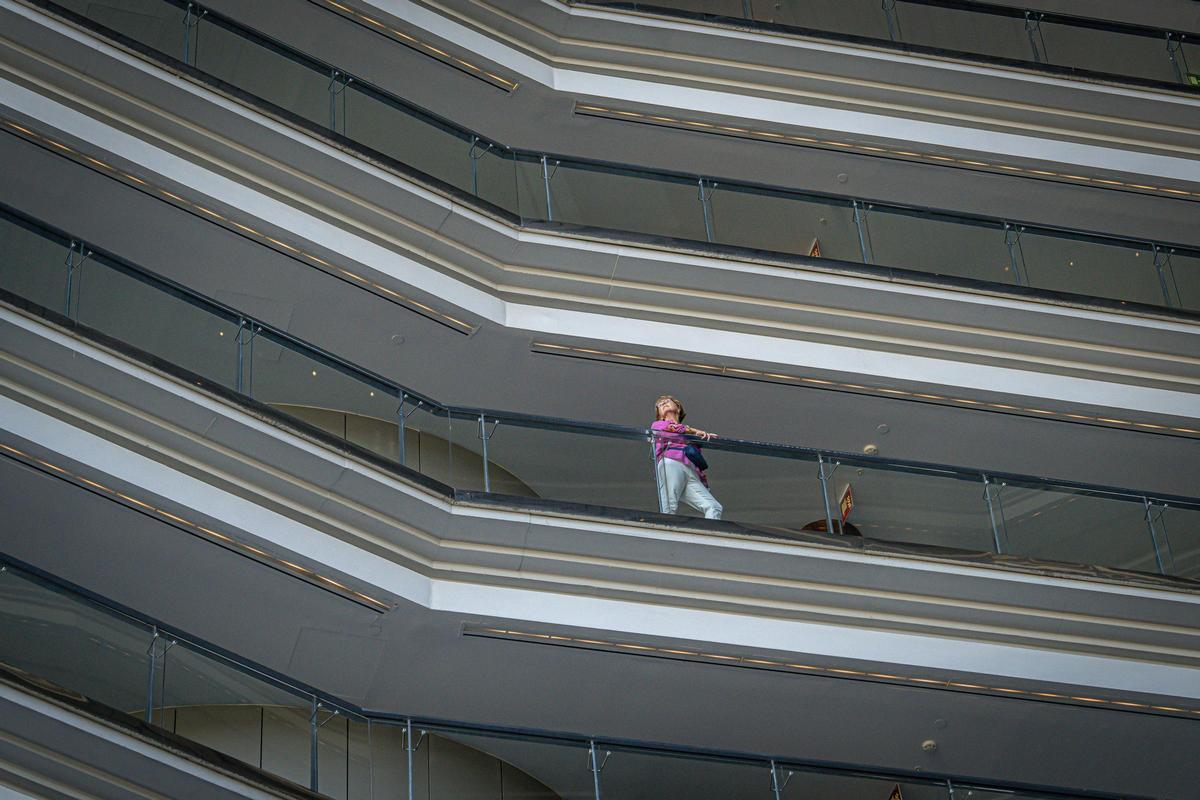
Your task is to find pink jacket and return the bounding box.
[651,420,708,486]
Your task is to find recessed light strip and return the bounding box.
[0,442,392,612]
[531,341,1200,437]
[466,625,1200,719]
[574,104,1200,202]
[313,0,519,91]
[0,118,476,335]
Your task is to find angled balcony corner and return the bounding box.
[1,0,1199,798]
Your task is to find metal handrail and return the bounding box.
[577,0,1200,94]
[27,0,1200,319]
[0,553,1156,800]
[3,201,1197,515]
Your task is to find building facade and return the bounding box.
[1,0,1198,797]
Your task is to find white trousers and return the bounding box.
[657,458,723,520]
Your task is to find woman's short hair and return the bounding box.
[654,395,686,422]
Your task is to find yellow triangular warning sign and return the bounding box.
[888,785,904,800]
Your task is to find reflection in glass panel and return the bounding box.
[709,185,860,262]
[399,395,451,480]
[245,329,398,457]
[831,461,994,552]
[73,257,240,387]
[484,419,654,510]
[780,765,949,800]
[54,0,186,60]
[345,84,477,196]
[642,0,747,20]
[427,730,594,799]
[865,208,1013,285]
[687,445,824,533]
[891,3,1030,62]
[543,162,709,242]
[1155,504,1200,580]
[194,17,328,129]
[0,569,152,716]
[473,143,519,212]
[262,705,315,787]
[1038,21,1177,84]
[994,484,1158,572]
[448,410,488,492]
[600,749,768,799]
[1162,249,1200,312]
[1017,231,1164,306]
[748,0,889,39]
[0,212,70,313]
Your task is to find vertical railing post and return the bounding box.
[698,179,716,242]
[1144,498,1175,575]
[181,3,205,66]
[587,740,609,800]
[144,627,159,724]
[63,240,92,320]
[309,697,320,792]
[852,201,871,264]
[235,316,245,394]
[478,413,492,493]
[63,240,77,318]
[1152,245,1180,307]
[1166,33,1189,85]
[1024,11,1046,63]
[468,136,494,197]
[817,454,838,534]
[541,155,555,221]
[882,0,902,42]
[1003,224,1028,286]
[982,474,1005,554]
[404,718,425,800]
[397,392,407,467]
[406,718,414,800]
[770,760,793,800]
[327,71,352,135]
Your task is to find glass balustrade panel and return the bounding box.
[685,443,825,532]
[778,763,950,800]
[597,749,771,799]
[1036,20,1180,85]
[0,567,153,717]
[0,212,70,312]
[160,640,315,779]
[1162,249,1200,312]
[889,2,1032,62]
[397,396,452,482]
[343,84,478,197]
[420,728,596,799]
[1016,230,1165,306]
[748,0,890,38]
[864,207,1014,285]
[1154,503,1200,580]
[193,16,329,129]
[351,720,403,800]
[992,482,1159,573]
[708,185,861,263]
[533,159,710,242]
[447,410,488,492]
[825,459,996,552]
[52,0,186,58]
[627,0,748,20]
[244,330,399,459]
[72,254,240,386]
[477,417,659,512]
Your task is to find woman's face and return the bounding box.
[657,398,680,420]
